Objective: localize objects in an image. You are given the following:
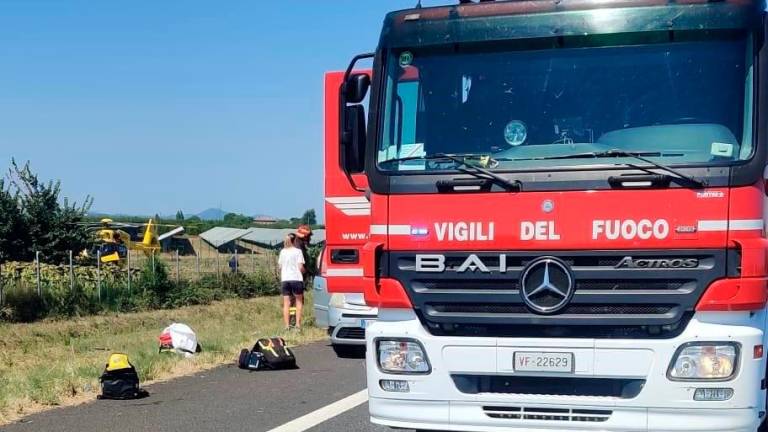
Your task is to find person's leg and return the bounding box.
[288,293,296,328]
[294,289,304,329]
[282,295,291,329]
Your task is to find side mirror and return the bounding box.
[339,53,374,179]
[342,104,366,173]
[344,74,370,104]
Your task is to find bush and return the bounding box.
[247,270,281,296]
[163,281,219,309]
[133,260,174,309]
[42,282,100,318]
[4,289,45,323]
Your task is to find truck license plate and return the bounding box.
[514,352,574,373]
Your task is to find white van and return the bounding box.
[312,248,378,356]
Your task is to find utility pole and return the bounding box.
[127,250,132,293]
[68,250,75,291]
[97,250,102,303]
[35,251,42,297]
[175,250,180,284]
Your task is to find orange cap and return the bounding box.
[296,225,312,238]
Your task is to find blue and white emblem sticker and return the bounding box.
[504,120,527,146]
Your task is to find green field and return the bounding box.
[0,295,326,425]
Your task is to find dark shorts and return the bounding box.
[281,281,304,296]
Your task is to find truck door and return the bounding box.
[323,70,371,293]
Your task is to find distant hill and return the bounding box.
[195,208,229,221]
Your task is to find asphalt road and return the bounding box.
[3,342,404,432]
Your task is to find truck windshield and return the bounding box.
[377,32,754,172]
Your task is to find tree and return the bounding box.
[301,209,317,226]
[0,178,26,262]
[175,210,185,221]
[222,212,252,228]
[7,160,92,263]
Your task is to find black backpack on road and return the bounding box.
[98,353,149,400]
[238,337,297,370]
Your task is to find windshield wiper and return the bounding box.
[380,153,520,191]
[507,149,706,188]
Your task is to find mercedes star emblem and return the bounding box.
[520,257,574,315]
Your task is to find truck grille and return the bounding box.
[452,375,644,399]
[415,279,693,292]
[483,406,612,423]
[385,249,727,338]
[429,303,676,315]
[335,327,365,340]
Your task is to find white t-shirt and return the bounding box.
[278,247,305,282]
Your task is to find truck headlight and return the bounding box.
[377,339,431,374]
[668,342,739,381]
[329,293,346,308]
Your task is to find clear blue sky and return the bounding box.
[0,0,444,220]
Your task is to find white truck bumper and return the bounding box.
[366,309,767,432]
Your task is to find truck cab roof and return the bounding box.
[381,0,764,48]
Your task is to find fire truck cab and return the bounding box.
[324,0,768,430]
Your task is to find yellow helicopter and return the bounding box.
[80,218,184,264]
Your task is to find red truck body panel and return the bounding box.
[323,70,372,293]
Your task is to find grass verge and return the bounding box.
[0,295,327,425]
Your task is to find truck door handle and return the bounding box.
[331,249,359,264]
[436,178,492,193]
[608,174,671,189]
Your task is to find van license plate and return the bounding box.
[514,352,573,373]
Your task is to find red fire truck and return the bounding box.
[324,0,768,430]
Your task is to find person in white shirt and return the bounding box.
[278,234,305,330]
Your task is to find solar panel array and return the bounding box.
[199,226,325,248]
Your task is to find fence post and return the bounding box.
[216,250,220,280]
[151,253,156,275]
[97,250,102,303]
[35,251,42,297]
[195,250,200,276]
[68,250,75,291]
[127,250,132,293]
[0,262,4,306]
[234,248,239,275]
[175,249,180,284]
[251,249,255,274]
[198,237,203,275]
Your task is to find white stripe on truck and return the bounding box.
[698,219,763,232]
[370,224,411,235]
[326,268,364,277]
[326,197,370,216]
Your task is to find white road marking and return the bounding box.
[265,389,369,432]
